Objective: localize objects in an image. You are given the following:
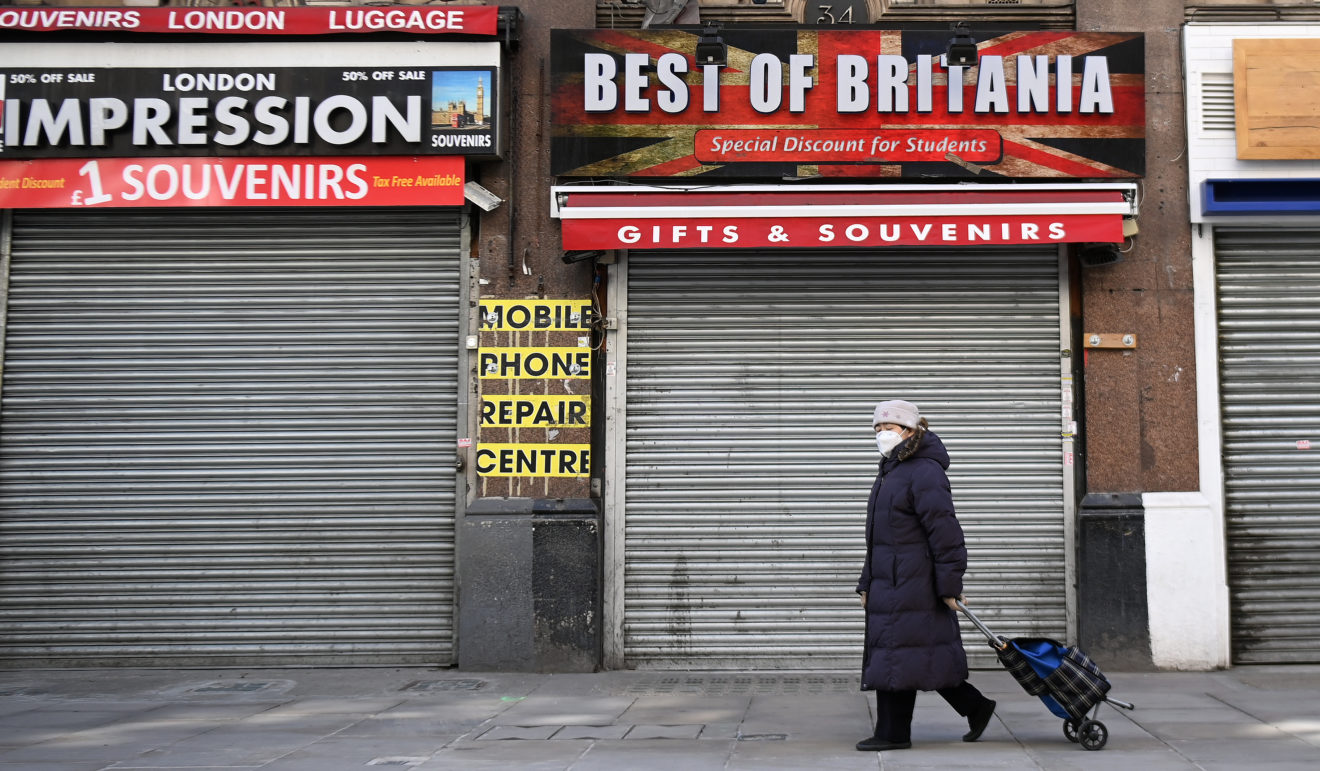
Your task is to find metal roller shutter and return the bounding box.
[0,207,461,667]
[619,247,1069,668]
[1216,227,1320,664]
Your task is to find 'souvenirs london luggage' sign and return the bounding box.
[0,6,500,36]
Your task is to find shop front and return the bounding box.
[0,8,507,666]
[551,27,1144,669]
[1186,23,1320,665]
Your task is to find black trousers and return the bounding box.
[872,681,987,742]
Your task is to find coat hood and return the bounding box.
[885,430,950,471]
[911,430,951,470]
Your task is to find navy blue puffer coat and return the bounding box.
[858,430,969,692]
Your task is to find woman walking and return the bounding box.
[856,399,996,751]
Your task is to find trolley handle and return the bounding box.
[955,599,1009,651]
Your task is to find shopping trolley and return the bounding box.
[957,600,1135,751]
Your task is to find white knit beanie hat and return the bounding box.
[872,400,921,429]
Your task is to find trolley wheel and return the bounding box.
[1077,719,1108,751]
[1063,719,1081,743]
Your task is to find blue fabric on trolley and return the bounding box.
[1006,638,1111,720]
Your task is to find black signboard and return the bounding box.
[0,65,498,158]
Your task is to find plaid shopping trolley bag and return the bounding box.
[958,601,1135,751]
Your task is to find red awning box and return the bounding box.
[553,184,1136,250]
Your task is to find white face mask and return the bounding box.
[876,430,905,457]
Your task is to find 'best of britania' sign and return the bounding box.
[551,28,1145,179]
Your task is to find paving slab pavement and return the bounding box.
[1,666,1318,769]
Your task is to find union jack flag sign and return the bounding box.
[551,28,1144,179]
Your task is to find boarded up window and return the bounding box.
[1234,38,1320,160]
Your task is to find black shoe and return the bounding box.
[855,736,912,751]
[962,698,996,742]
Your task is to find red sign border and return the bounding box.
[0,155,465,208]
[0,6,501,36]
